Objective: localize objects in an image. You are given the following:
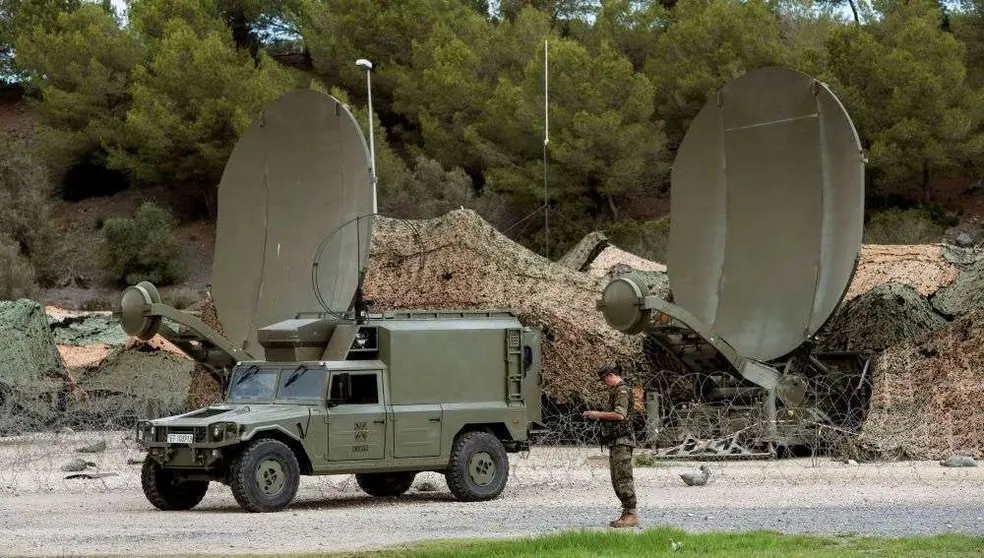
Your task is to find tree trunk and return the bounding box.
[607,194,619,220]
[922,159,932,204]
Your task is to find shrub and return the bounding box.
[162,287,200,310]
[607,217,671,263]
[0,235,40,301]
[0,133,56,286]
[102,202,186,286]
[863,208,945,245]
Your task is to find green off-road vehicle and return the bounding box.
[133,311,544,512]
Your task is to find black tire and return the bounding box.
[444,431,509,502]
[141,457,209,511]
[228,438,301,512]
[355,471,417,497]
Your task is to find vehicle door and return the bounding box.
[326,370,387,461]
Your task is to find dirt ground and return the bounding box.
[0,431,982,556]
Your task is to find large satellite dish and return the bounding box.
[211,89,374,358]
[667,67,865,362]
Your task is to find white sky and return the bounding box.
[110,0,127,19]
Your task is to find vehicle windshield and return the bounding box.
[225,364,328,403]
[226,365,278,402]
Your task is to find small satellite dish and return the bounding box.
[211,89,374,358]
[667,67,865,362]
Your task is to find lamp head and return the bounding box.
[355,59,373,70]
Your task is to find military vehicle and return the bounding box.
[597,67,871,458]
[121,88,545,512]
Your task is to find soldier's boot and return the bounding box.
[609,510,639,528]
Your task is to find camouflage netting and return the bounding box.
[187,363,223,409]
[817,282,948,353]
[0,299,65,386]
[585,245,667,279]
[584,245,670,299]
[557,231,608,271]
[930,246,984,318]
[844,244,957,301]
[187,290,226,337]
[0,299,66,432]
[859,308,984,460]
[66,341,194,426]
[363,209,645,405]
[48,312,128,346]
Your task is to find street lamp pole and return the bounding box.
[355,58,377,214]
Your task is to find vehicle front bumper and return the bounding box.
[135,421,240,468]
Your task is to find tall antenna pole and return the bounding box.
[543,39,550,258]
[354,58,376,323]
[356,58,377,214]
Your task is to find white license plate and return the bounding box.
[167,433,194,444]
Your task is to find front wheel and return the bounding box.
[141,457,209,510]
[444,431,509,502]
[228,438,301,512]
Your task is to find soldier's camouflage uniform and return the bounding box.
[600,380,636,515]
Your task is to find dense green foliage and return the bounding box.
[101,201,186,286]
[0,132,54,297]
[4,0,984,257]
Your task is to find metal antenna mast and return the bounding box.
[543,39,550,258]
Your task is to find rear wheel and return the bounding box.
[228,438,301,512]
[444,431,509,501]
[355,471,416,497]
[141,457,209,510]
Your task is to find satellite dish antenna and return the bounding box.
[668,66,865,362]
[211,89,375,358]
[119,88,376,366]
[599,67,865,389]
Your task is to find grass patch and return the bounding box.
[203,527,984,558]
[634,452,667,467]
[347,528,984,557]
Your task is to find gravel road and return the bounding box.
[1,432,982,556]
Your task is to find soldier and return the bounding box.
[582,361,638,528]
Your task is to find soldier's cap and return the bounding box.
[597,362,620,379]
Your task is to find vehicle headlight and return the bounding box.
[209,422,237,442]
[137,421,154,440]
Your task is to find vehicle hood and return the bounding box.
[152,403,310,427]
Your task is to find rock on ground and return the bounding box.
[817,282,948,353]
[860,308,984,460]
[363,209,643,404]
